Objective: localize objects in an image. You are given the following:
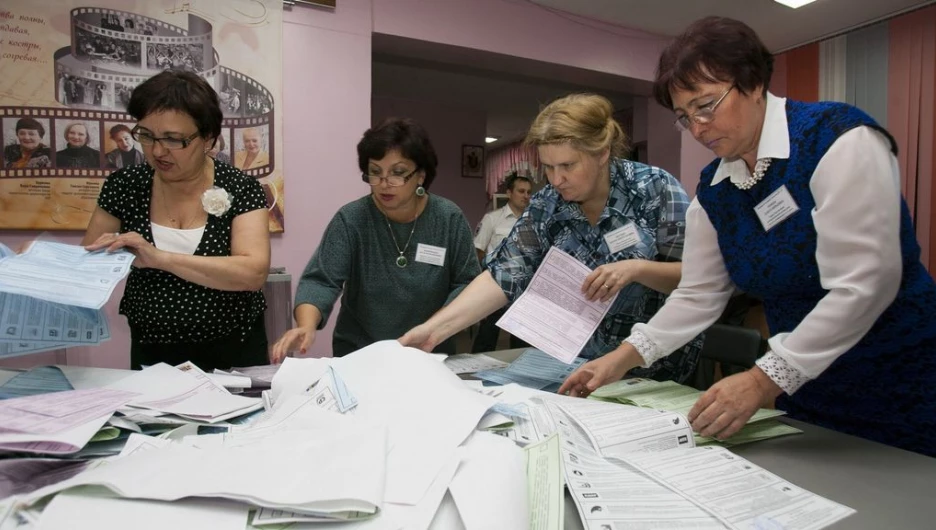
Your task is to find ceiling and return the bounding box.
[373,0,934,145]
[529,0,934,52]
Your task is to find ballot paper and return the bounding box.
[495,247,617,364]
[444,432,529,530]
[0,241,133,310]
[329,341,495,505]
[107,363,262,423]
[37,490,249,530]
[0,293,110,358]
[23,426,389,518]
[549,397,695,457]
[442,353,508,375]
[0,366,73,400]
[623,446,856,530]
[0,458,90,499]
[547,401,725,530]
[522,433,563,530]
[475,348,585,391]
[591,378,801,446]
[0,388,136,435]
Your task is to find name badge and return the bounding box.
[754,185,800,231]
[415,243,447,266]
[604,222,641,254]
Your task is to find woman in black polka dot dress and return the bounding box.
[83,71,270,371]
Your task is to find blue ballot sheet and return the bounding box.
[475,348,586,391]
[0,242,121,359]
[0,366,74,400]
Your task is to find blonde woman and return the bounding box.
[400,94,701,383]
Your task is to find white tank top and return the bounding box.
[151,222,206,255]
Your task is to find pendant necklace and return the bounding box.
[384,211,419,268]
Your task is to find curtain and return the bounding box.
[785,42,820,102]
[845,22,889,125]
[484,142,540,197]
[888,6,936,270]
[819,35,847,102]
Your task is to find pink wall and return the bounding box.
[372,0,668,83]
[646,100,682,177]
[372,96,488,228]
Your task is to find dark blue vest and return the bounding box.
[697,100,936,360]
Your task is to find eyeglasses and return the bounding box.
[131,126,200,150]
[674,86,733,132]
[362,167,420,187]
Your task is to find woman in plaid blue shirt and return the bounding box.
[401,94,701,383]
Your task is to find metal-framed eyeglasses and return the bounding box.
[362,166,420,187]
[131,126,200,150]
[674,86,733,132]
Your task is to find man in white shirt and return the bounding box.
[471,174,532,352]
[473,174,532,261]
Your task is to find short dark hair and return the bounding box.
[127,70,222,140]
[109,124,132,138]
[653,16,773,110]
[15,117,44,138]
[357,118,438,188]
[505,174,532,191]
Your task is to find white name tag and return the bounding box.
[415,243,447,266]
[754,185,800,231]
[604,222,642,254]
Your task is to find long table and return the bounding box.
[4,360,936,529]
[481,348,936,530]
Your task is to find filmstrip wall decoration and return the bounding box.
[0,1,285,232]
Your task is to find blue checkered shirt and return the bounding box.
[485,158,701,382]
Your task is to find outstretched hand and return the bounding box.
[688,368,783,439]
[270,326,317,364]
[557,348,638,397]
[398,323,443,353]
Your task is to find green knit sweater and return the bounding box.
[295,194,481,356]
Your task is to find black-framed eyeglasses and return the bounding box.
[131,126,200,150]
[674,86,733,132]
[362,167,420,187]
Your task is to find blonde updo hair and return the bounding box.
[524,93,628,159]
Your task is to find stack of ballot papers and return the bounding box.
[471,382,855,529]
[0,387,136,455]
[590,377,803,446]
[0,341,855,530]
[106,362,263,423]
[0,241,133,358]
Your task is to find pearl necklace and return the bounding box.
[734,158,772,190]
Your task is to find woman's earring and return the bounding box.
[415,185,426,197]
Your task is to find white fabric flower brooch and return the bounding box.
[201,186,231,216]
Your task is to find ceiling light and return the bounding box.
[485,136,499,144]
[774,0,817,8]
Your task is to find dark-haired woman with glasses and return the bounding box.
[270,117,479,360]
[559,17,936,457]
[81,70,271,371]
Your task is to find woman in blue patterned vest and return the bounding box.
[559,16,936,457]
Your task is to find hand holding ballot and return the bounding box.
[688,368,783,440]
[84,231,164,270]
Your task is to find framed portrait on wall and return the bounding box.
[462,144,484,178]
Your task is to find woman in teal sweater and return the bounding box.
[270,118,480,358]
